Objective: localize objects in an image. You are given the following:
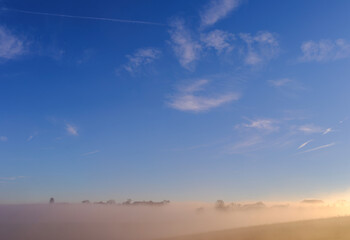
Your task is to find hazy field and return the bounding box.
[1,202,350,240]
[163,217,350,240]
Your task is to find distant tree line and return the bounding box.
[80,198,170,206]
[215,200,267,211]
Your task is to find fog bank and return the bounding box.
[1,200,350,240]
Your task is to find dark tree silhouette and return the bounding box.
[49,197,55,204]
[123,199,132,205]
[215,200,225,209]
[107,199,116,205]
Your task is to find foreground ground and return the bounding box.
[162,216,350,240]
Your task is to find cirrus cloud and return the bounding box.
[168,18,202,69]
[66,124,78,136]
[200,0,241,27]
[168,79,240,112]
[300,39,350,62]
[123,47,161,73]
[0,26,26,60]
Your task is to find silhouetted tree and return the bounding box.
[49,197,55,204]
[215,200,225,209]
[107,199,116,205]
[215,200,232,211]
[123,199,132,205]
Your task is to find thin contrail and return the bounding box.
[1,8,166,26]
[297,139,313,150]
[298,142,335,154]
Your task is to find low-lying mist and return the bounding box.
[1,199,350,240]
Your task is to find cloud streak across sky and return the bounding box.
[2,8,165,26]
[168,79,240,112]
[298,139,313,149]
[66,124,78,136]
[299,142,336,154]
[200,0,241,27]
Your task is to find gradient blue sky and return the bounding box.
[1,0,350,204]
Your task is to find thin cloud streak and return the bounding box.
[299,142,336,154]
[237,119,279,132]
[200,0,241,27]
[2,8,165,26]
[27,132,38,141]
[0,176,25,181]
[298,124,324,134]
[268,78,292,87]
[82,150,100,156]
[229,136,262,154]
[169,93,239,112]
[168,79,240,112]
[66,124,78,136]
[323,128,332,135]
[298,139,313,149]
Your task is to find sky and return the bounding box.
[1,0,350,204]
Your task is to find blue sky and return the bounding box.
[1,0,350,204]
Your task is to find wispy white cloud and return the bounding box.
[322,128,332,135]
[179,79,209,93]
[0,136,8,142]
[300,39,350,62]
[297,139,313,149]
[239,31,279,65]
[237,119,279,132]
[169,93,238,112]
[27,132,38,142]
[0,26,25,60]
[200,0,241,27]
[200,30,234,53]
[3,8,165,26]
[268,78,292,87]
[298,124,324,134]
[66,124,78,136]
[229,136,262,154]
[82,150,100,156]
[0,176,25,182]
[168,79,240,112]
[299,142,336,154]
[169,18,202,68]
[123,47,161,73]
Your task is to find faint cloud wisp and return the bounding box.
[169,18,202,69]
[0,26,25,60]
[200,0,241,27]
[66,124,79,136]
[168,79,240,112]
[123,47,161,73]
[300,39,350,62]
